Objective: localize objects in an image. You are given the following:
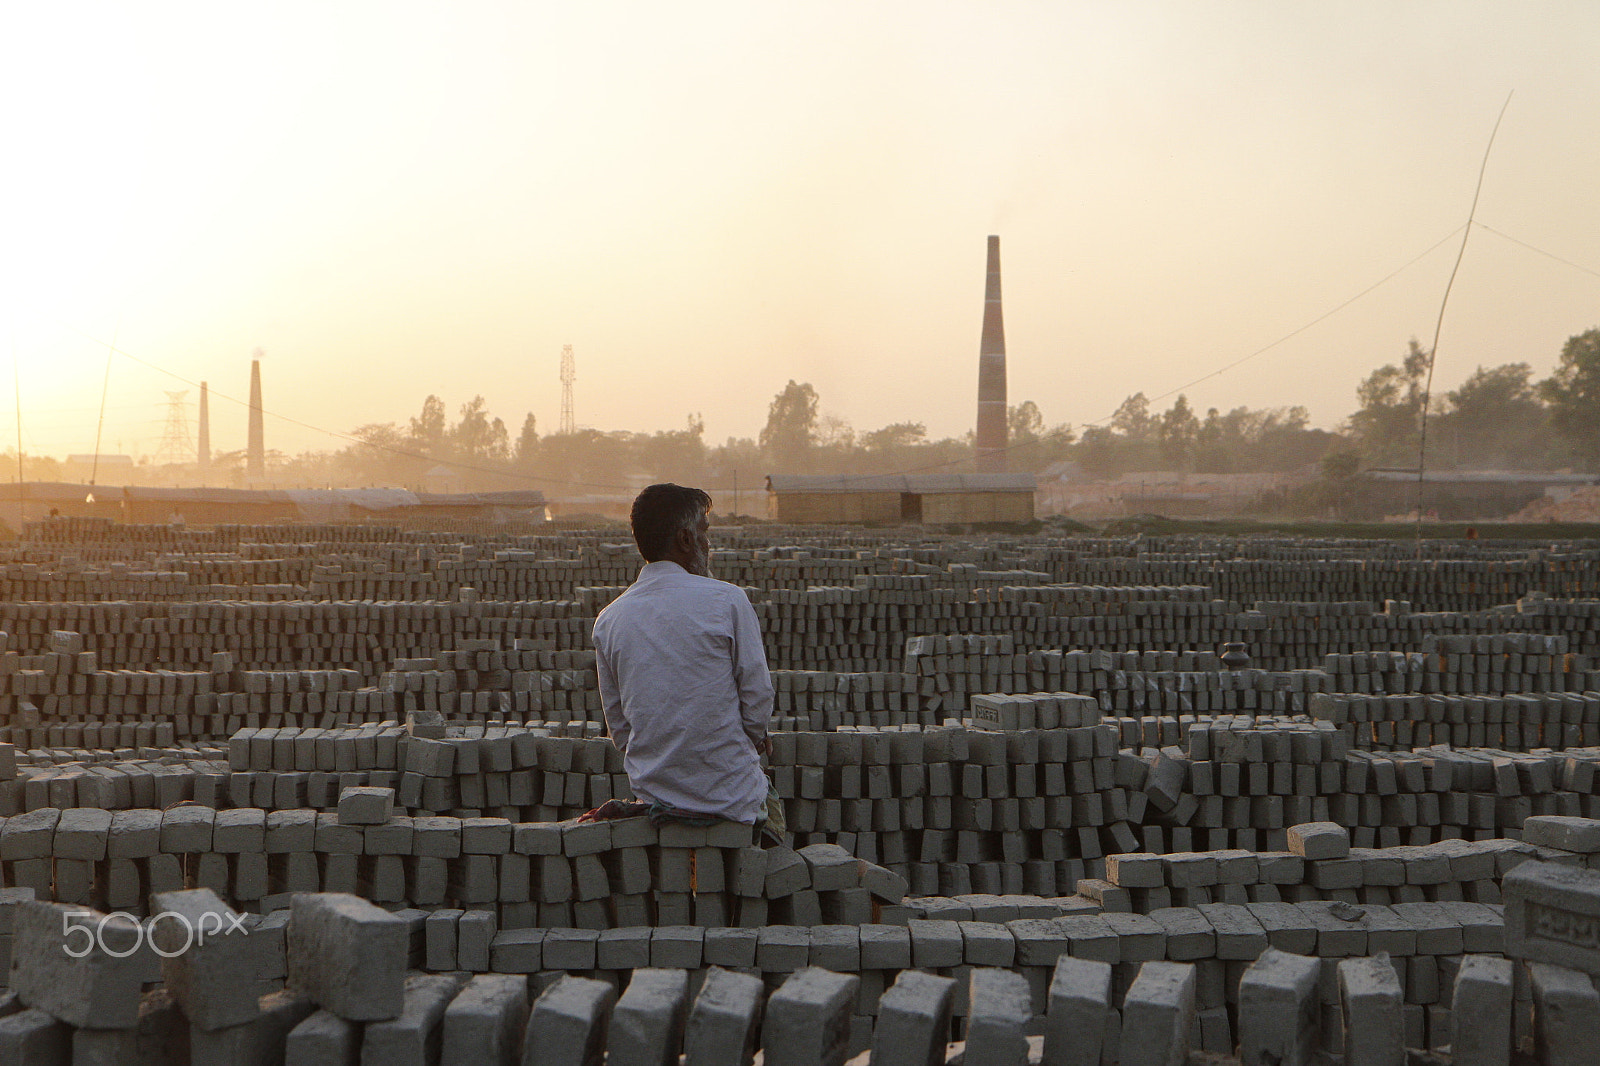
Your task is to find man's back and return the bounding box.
[592,560,772,824]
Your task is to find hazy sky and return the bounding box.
[3,1,1597,465]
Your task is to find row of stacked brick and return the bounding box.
[1094,819,1542,911]
[16,705,1600,860]
[310,548,1020,604]
[6,857,1595,1063]
[906,639,1344,714]
[20,518,493,546]
[0,806,909,932]
[1,538,905,604]
[194,721,1128,900]
[779,643,1600,730]
[9,636,1597,759]
[18,518,1594,562]
[6,573,1574,677]
[761,586,1600,675]
[5,549,1600,672]
[0,596,587,651]
[6,625,1596,751]
[1081,699,1600,764]
[203,718,1143,898]
[438,532,934,598]
[19,711,1600,892]
[0,604,589,697]
[3,721,624,818]
[3,745,227,814]
[906,628,1596,709]
[1310,690,1600,750]
[1010,545,1600,607]
[17,520,1600,607]
[227,722,630,820]
[1126,713,1600,851]
[4,588,1600,704]
[0,893,1444,1064]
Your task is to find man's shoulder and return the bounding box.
[689,573,749,596]
[600,569,751,613]
[646,566,749,601]
[592,590,633,635]
[694,575,759,614]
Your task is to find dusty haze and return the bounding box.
[2,1,1597,462]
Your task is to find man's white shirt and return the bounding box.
[592,560,773,824]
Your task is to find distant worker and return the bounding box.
[581,483,781,838]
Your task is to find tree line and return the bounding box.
[1339,330,1600,472]
[279,325,1600,493]
[27,326,1592,498]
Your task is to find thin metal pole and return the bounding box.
[91,323,117,487]
[13,340,24,527]
[1414,91,1513,557]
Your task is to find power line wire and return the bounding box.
[1473,221,1600,281]
[1126,228,1466,417]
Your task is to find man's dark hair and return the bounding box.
[630,483,712,561]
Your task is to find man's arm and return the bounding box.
[729,592,773,751]
[595,636,631,756]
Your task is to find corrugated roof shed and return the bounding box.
[1360,469,1597,485]
[0,482,544,514]
[765,473,1036,494]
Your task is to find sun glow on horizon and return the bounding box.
[1,2,1597,463]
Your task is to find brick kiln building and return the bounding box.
[765,473,1036,525]
[0,483,547,528]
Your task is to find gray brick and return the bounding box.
[442,973,528,1066]
[11,901,144,1029]
[1338,955,1403,1066]
[608,968,688,1066]
[150,888,257,1031]
[523,975,616,1066]
[683,967,765,1066]
[964,968,1031,1066]
[287,893,407,1022]
[1042,956,1110,1066]
[285,1008,361,1066]
[1449,955,1512,1066]
[762,967,858,1066]
[1237,948,1319,1066]
[1119,961,1195,1066]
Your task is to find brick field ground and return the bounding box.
[3,516,1600,1063]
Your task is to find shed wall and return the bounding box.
[920,491,1034,524]
[767,491,901,524]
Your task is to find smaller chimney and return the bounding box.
[247,353,264,479]
[197,381,211,475]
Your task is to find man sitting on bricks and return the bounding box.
[579,483,784,842]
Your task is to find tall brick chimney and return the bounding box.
[247,355,264,479]
[975,235,1008,473]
